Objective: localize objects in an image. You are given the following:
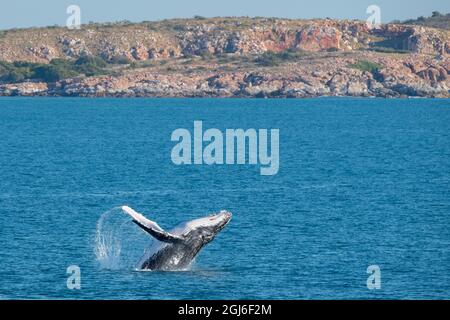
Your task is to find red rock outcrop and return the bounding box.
[295,26,341,51]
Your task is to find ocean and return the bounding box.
[0,97,449,299]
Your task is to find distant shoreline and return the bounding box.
[0,95,447,100]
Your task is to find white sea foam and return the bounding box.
[94,207,150,270]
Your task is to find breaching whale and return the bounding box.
[121,206,232,271]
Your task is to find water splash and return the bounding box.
[94,207,150,270]
[94,207,199,272]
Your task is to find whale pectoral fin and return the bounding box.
[131,220,184,243]
[122,206,184,244]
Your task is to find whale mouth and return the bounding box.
[216,211,232,231]
[220,210,232,218]
[210,211,232,220]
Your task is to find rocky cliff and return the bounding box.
[0,17,449,98]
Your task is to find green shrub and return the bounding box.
[200,51,215,60]
[0,61,38,83]
[74,56,108,76]
[432,11,442,17]
[108,55,132,65]
[368,46,410,54]
[369,36,412,53]
[255,50,306,66]
[256,52,281,66]
[33,56,105,81]
[171,24,186,32]
[76,55,107,67]
[348,60,383,73]
[33,64,78,82]
[0,55,112,83]
[49,58,74,68]
[129,60,154,69]
[3,70,27,82]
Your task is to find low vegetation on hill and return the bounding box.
[396,11,450,30]
[0,56,118,83]
[348,60,383,73]
[254,50,310,67]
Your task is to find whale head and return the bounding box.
[184,210,232,244]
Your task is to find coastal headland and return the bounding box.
[0,16,449,97]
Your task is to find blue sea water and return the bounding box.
[0,97,449,300]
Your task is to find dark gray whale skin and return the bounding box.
[122,206,232,271]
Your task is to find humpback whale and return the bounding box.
[121,206,232,271]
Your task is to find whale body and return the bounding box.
[121,206,232,271]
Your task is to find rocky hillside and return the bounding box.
[0,17,449,98]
